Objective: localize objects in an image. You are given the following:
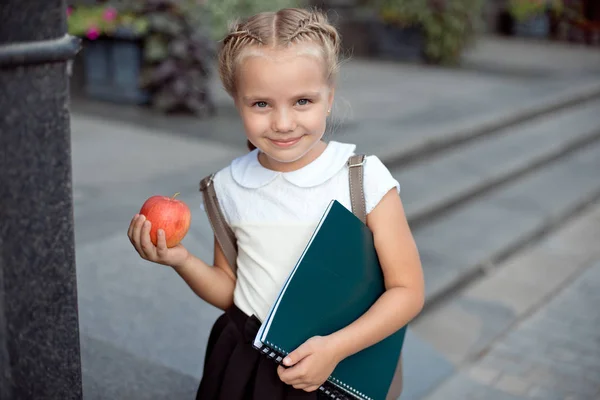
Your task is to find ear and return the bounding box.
[327,86,335,114]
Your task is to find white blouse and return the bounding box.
[207,141,400,321]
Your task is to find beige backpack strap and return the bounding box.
[199,174,238,274]
[348,154,404,397]
[347,154,367,224]
[386,356,403,399]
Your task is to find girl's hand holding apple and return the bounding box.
[127,193,236,312]
[127,193,192,269]
[127,214,190,268]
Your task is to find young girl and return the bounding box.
[127,7,424,400]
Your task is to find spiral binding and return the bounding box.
[253,343,360,400]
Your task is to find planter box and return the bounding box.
[82,34,149,104]
[513,14,550,38]
[369,22,425,62]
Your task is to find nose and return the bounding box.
[272,109,296,133]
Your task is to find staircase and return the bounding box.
[71,37,600,400]
[384,95,600,315]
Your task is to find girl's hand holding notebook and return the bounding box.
[276,335,342,392]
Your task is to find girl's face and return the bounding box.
[234,45,334,172]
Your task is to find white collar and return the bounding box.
[230,141,356,189]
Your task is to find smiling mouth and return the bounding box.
[268,137,303,148]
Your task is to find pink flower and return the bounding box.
[102,7,118,22]
[66,6,73,17]
[86,26,100,40]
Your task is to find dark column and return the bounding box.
[0,0,82,399]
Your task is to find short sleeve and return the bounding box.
[363,155,400,214]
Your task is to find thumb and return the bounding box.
[156,229,168,256]
[283,342,312,366]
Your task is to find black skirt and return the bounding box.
[196,305,326,400]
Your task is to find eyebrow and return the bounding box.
[242,92,322,102]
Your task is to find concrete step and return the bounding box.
[406,202,600,400]
[72,62,600,170]
[407,136,600,314]
[423,258,600,400]
[71,88,600,399]
[394,98,600,228]
[358,80,600,168]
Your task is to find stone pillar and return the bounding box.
[0,0,83,399]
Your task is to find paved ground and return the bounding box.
[67,36,600,399]
[411,201,600,400]
[460,36,600,77]
[427,259,600,400]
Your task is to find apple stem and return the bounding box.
[172,192,180,200]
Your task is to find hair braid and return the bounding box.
[217,8,341,98]
[286,13,340,51]
[219,26,265,97]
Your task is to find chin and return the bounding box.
[262,147,309,164]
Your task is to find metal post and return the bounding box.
[0,0,83,398]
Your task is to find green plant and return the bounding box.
[376,0,483,65]
[67,3,149,39]
[549,0,565,16]
[68,0,216,115]
[508,0,548,21]
[135,0,216,115]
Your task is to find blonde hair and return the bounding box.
[218,8,342,98]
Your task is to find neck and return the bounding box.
[259,141,327,173]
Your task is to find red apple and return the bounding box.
[139,193,191,248]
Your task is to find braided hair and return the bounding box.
[218,8,341,99]
[218,8,341,152]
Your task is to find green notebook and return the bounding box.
[253,200,407,400]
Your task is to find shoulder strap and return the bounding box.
[200,157,399,392]
[199,174,238,274]
[200,155,367,274]
[347,154,367,225]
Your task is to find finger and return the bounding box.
[283,343,311,367]
[278,362,308,385]
[127,214,139,243]
[278,365,301,385]
[132,214,145,243]
[287,377,311,387]
[304,385,320,392]
[140,220,156,259]
[293,383,311,390]
[277,365,288,383]
[156,229,168,258]
[131,215,146,256]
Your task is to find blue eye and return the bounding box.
[297,99,310,106]
[254,101,268,108]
